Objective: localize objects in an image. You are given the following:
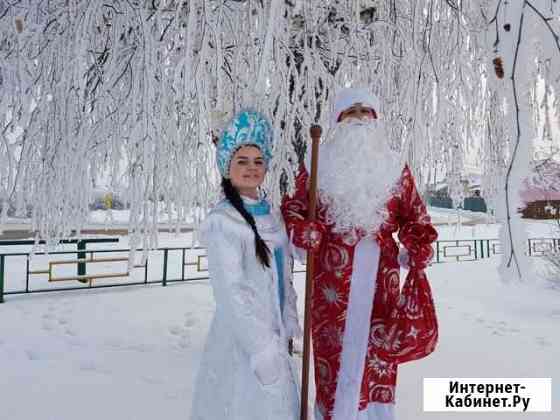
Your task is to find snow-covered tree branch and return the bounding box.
[0,1,558,281]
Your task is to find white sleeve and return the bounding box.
[203,214,281,365]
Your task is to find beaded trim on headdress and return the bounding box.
[216,110,273,178]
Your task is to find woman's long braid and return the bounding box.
[222,178,271,268]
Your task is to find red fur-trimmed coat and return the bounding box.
[281,165,439,419]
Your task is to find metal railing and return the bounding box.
[1,237,558,303]
[0,246,211,301]
[434,237,560,263]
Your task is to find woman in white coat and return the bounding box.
[190,110,302,420]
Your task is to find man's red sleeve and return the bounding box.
[375,165,439,364]
[281,165,310,237]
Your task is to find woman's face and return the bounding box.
[229,146,266,197]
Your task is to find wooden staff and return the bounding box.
[300,124,322,420]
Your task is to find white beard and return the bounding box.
[315,119,401,234]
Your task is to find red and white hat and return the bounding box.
[331,87,380,127]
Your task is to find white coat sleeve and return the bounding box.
[203,214,282,383]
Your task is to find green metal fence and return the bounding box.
[0,246,210,298]
[0,237,558,303]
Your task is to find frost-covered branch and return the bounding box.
[502,5,525,279]
[0,0,557,260]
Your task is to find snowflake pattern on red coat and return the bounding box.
[281,164,439,420]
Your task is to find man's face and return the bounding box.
[338,103,377,123]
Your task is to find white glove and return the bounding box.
[250,339,282,386]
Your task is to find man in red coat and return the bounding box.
[281,87,439,420]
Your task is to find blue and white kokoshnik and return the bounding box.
[216,110,273,178]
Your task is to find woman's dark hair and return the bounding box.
[222,177,271,268]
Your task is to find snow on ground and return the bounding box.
[1,229,559,420]
[397,259,559,420]
[436,218,558,240]
[428,207,490,226]
[0,282,212,420]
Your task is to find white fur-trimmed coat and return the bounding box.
[190,199,301,420]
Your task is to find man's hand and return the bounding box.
[398,222,438,269]
[292,220,326,252]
